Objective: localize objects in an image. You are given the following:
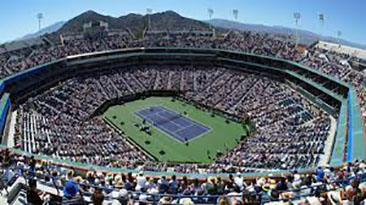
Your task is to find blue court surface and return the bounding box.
[135,106,211,142]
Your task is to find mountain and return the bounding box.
[18,21,65,40]
[8,11,365,50]
[147,11,210,31]
[206,19,366,49]
[58,10,211,35]
[58,10,124,33]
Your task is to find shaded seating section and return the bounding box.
[11,65,332,172]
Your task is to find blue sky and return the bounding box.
[0,0,365,45]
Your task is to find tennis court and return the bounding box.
[136,106,210,142]
[103,97,247,162]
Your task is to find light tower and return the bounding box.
[337,30,342,47]
[37,13,43,31]
[293,12,301,47]
[233,9,239,21]
[318,13,324,38]
[208,8,214,31]
[146,8,152,30]
[208,8,214,20]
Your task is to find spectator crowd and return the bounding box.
[1,30,365,120]
[14,65,331,173]
[1,150,366,204]
[0,24,365,205]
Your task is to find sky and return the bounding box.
[0,0,365,45]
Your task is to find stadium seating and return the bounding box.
[1,29,366,204]
[1,31,365,126]
[10,65,331,172]
[1,151,366,204]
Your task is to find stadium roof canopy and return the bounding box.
[315,41,366,60]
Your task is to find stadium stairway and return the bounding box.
[319,116,337,166]
[8,188,27,205]
[1,171,60,205]
[6,110,17,148]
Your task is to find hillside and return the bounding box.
[206,19,366,49]
[18,21,65,41]
[58,10,211,35]
[58,10,124,33]
[8,11,365,49]
[148,11,210,31]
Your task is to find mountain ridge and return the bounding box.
[9,10,366,50]
[58,10,210,35]
[17,21,66,41]
[205,18,366,49]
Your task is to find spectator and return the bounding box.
[111,188,130,205]
[169,175,178,194]
[62,180,85,205]
[91,188,104,205]
[27,179,44,205]
[158,196,173,204]
[136,171,146,191]
[219,195,230,205]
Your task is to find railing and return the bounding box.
[0,146,317,178]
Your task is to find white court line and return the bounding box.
[154,106,211,142]
[134,101,212,143]
[158,106,211,131]
[173,123,196,135]
[135,106,165,117]
[152,106,211,135]
[135,105,211,142]
[137,106,188,130]
[155,111,189,129]
[135,111,187,143]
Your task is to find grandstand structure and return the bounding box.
[0,47,364,173]
[0,46,365,204]
[0,13,365,203]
